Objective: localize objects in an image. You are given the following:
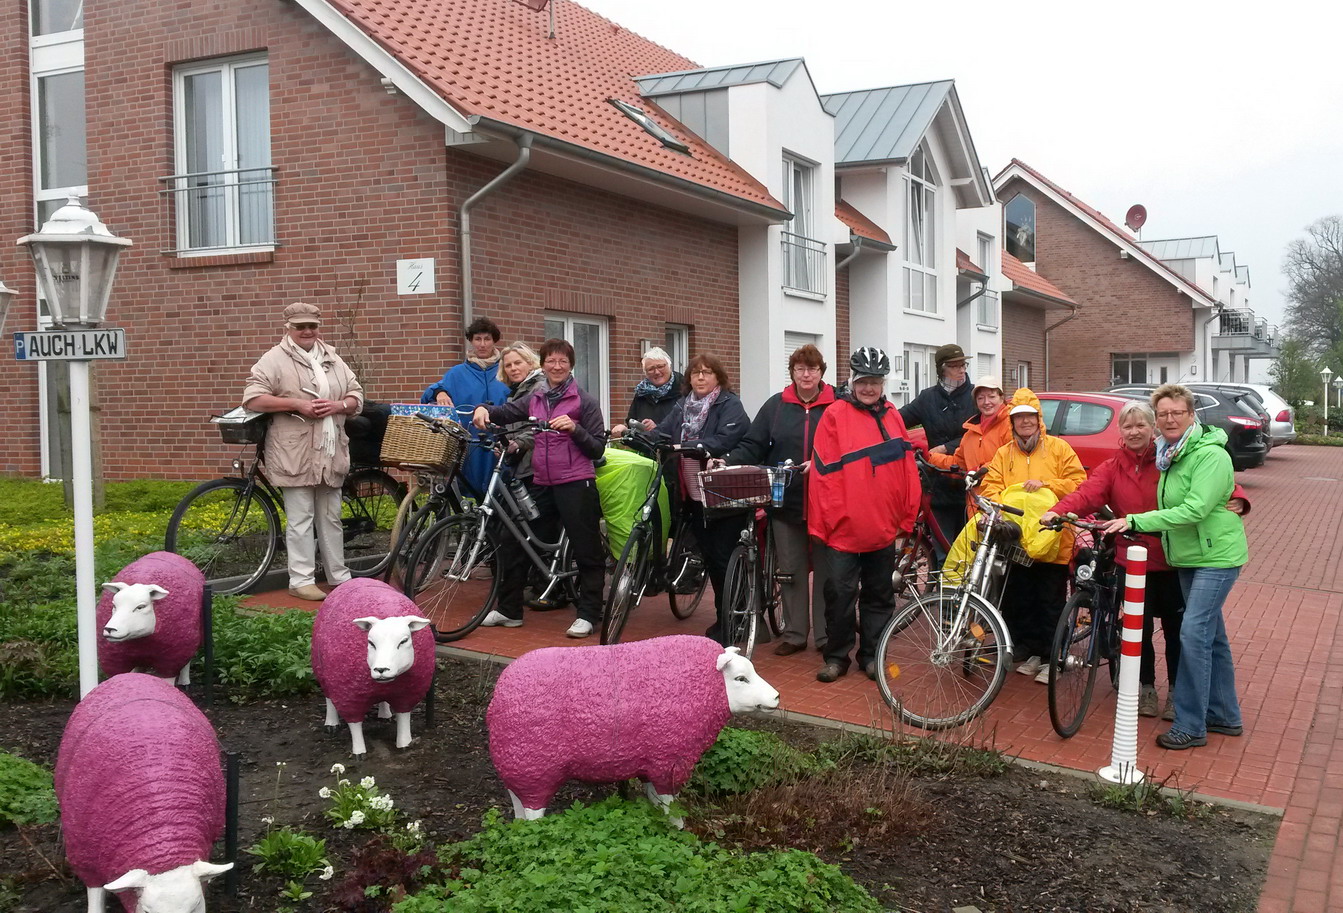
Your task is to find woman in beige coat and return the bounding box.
[243,302,364,600]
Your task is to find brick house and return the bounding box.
[992,159,1219,392]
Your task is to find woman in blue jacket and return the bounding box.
[422,317,510,498]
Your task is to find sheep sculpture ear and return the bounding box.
[101,581,128,595]
[405,616,432,632]
[351,617,380,632]
[190,861,234,881]
[104,869,150,891]
[146,584,171,601]
[715,647,743,671]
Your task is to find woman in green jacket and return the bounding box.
[1102,384,1246,750]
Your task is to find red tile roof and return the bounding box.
[996,158,1216,306]
[956,247,984,275]
[324,0,786,215]
[1001,251,1076,306]
[835,199,894,249]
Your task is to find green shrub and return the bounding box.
[813,731,1011,779]
[245,825,331,880]
[1293,433,1343,447]
[0,751,58,826]
[212,603,316,701]
[0,599,79,701]
[686,727,820,797]
[395,798,881,913]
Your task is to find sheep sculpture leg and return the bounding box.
[394,712,413,749]
[644,782,684,828]
[86,885,105,913]
[324,698,340,733]
[347,722,367,759]
[176,665,191,687]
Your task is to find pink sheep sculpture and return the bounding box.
[487,634,780,825]
[98,551,206,686]
[55,672,231,913]
[311,578,434,758]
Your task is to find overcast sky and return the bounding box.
[576,0,1343,326]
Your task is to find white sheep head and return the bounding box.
[352,615,432,682]
[717,648,780,714]
[104,860,232,913]
[100,582,170,642]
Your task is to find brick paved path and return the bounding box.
[250,444,1343,912]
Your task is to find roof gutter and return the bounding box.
[1042,303,1079,389]
[835,237,865,271]
[1202,305,1224,381]
[460,133,533,336]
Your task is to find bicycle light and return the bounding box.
[231,458,243,474]
[1076,562,1095,583]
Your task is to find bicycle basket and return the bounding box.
[211,407,270,445]
[1002,542,1035,567]
[380,410,470,476]
[698,465,771,513]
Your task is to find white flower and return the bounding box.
[360,776,376,789]
[343,819,356,829]
[276,761,286,767]
[407,820,422,835]
[348,810,366,825]
[330,763,346,775]
[318,787,332,799]
[261,816,274,826]
[318,865,334,881]
[338,779,350,787]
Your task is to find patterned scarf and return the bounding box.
[634,375,677,400]
[1155,426,1194,471]
[545,375,573,407]
[680,387,720,441]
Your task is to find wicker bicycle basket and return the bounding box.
[379,414,469,476]
[698,465,771,514]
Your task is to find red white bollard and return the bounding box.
[1099,545,1147,785]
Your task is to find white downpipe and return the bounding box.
[69,359,99,698]
[1099,545,1147,785]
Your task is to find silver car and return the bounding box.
[1210,383,1296,445]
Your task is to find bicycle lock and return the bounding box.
[1099,545,1148,785]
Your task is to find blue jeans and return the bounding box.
[1172,566,1243,737]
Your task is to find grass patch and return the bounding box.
[814,730,1013,779]
[0,751,58,827]
[1090,771,1210,820]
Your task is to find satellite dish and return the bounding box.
[1125,204,1148,232]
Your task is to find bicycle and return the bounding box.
[401,418,583,642]
[892,451,961,601]
[164,413,403,595]
[599,430,710,645]
[1043,511,1130,738]
[873,470,1029,729]
[706,463,798,658]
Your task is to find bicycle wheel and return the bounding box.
[875,591,1009,730]
[1048,590,1101,738]
[403,514,499,642]
[343,469,402,578]
[722,545,760,658]
[760,522,784,638]
[165,479,281,595]
[892,531,937,602]
[666,526,709,619]
[601,525,651,645]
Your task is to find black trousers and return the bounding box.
[1000,561,1069,659]
[498,479,605,624]
[690,501,747,647]
[1141,569,1184,687]
[822,544,897,670]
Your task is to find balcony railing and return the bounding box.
[1218,308,1254,336]
[1254,317,1268,341]
[158,166,278,254]
[781,231,827,295]
[976,289,999,328]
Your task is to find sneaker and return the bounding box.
[480,610,523,628]
[1160,695,1175,721]
[1016,655,1044,677]
[288,584,327,601]
[1138,685,1160,718]
[774,641,806,657]
[1155,729,1207,750]
[1033,664,1051,684]
[1206,721,1244,737]
[566,618,594,638]
[816,662,848,683]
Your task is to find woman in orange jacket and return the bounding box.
[925,376,1012,526]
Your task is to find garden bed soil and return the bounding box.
[1,654,1275,913]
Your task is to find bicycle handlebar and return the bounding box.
[1041,512,1139,540]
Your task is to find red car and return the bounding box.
[906,392,1127,472]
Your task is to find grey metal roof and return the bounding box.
[1235,265,1251,285]
[635,59,805,98]
[1140,236,1220,261]
[1219,251,1238,271]
[819,80,953,165]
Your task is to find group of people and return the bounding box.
[240,302,1249,751]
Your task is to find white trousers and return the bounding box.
[281,484,349,588]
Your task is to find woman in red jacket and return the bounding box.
[1042,401,1248,718]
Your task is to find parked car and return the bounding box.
[1200,383,1296,445]
[1105,384,1268,470]
[1190,384,1272,455]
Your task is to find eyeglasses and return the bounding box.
[792,365,822,374]
[1156,410,1190,420]
[288,323,319,331]
[689,368,715,376]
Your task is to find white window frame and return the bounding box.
[977,353,994,380]
[903,343,935,397]
[977,232,994,277]
[1016,361,1030,389]
[664,324,690,374]
[544,312,610,421]
[781,154,825,296]
[171,54,274,255]
[904,145,938,315]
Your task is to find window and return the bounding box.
[903,343,935,395]
[169,55,273,253]
[33,68,86,226]
[976,290,999,329]
[545,313,609,419]
[608,99,690,154]
[976,232,994,276]
[783,331,820,374]
[664,324,689,374]
[1016,361,1030,389]
[1111,353,1147,385]
[977,353,994,380]
[904,145,937,313]
[1005,194,1036,263]
[1038,397,1061,431]
[30,0,82,35]
[781,155,825,294]
[1057,402,1114,436]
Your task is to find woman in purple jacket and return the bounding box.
[473,338,607,638]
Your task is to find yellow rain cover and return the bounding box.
[939,483,1063,585]
[596,447,670,558]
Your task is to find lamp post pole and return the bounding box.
[1334,376,1342,413]
[1322,368,1334,438]
[17,198,131,698]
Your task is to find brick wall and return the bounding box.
[998,179,1197,392]
[9,0,738,481]
[835,265,850,382]
[1000,301,1044,390]
[3,1,37,475]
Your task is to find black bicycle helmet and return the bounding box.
[848,346,891,378]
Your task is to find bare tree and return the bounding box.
[1283,215,1343,353]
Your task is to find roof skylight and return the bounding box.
[608,99,691,155]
